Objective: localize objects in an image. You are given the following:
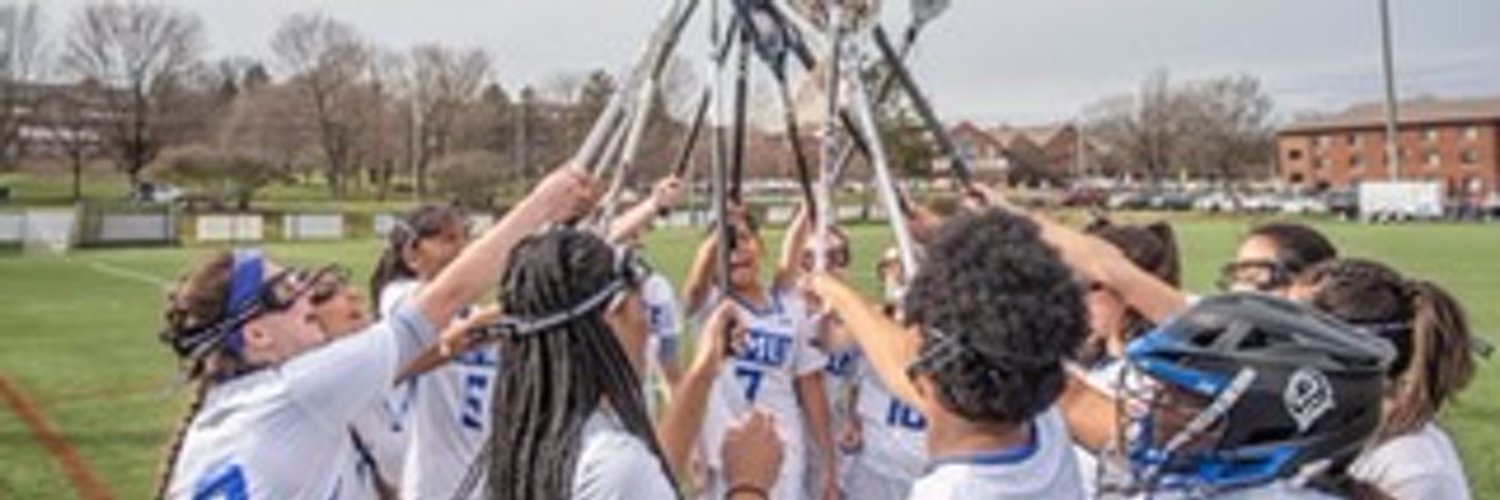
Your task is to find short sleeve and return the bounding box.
[793,317,829,376]
[285,304,437,428]
[645,276,681,340]
[572,436,677,500]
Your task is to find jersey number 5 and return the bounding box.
[461,372,490,431]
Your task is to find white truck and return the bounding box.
[1358,181,1445,222]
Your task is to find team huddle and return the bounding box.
[152,166,1477,499]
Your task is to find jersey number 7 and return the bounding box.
[734,366,764,402]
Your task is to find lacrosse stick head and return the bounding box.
[789,0,883,32]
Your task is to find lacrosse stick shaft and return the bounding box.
[571,0,701,174]
[848,70,920,281]
[814,3,844,273]
[872,25,973,188]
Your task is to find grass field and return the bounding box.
[0,217,1496,498]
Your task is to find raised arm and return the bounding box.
[805,273,928,413]
[607,176,683,245]
[414,168,596,329]
[970,186,1189,323]
[657,301,742,482]
[681,230,720,316]
[773,204,812,290]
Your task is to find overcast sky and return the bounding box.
[36,0,1500,125]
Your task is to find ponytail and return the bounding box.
[1383,280,1475,438]
[369,205,467,312]
[154,382,209,499]
[1143,221,1180,287]
[369,222,417,312]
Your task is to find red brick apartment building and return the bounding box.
[1278,97,1500,197]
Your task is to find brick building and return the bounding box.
[946,121,1113,185]
[1278,97,1500,197]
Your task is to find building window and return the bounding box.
[1461,149,1479,166]
[1465,126,1480,141]
[1312,157,1326,170]
[1287,149,1304,161]
[1350,154,1364,169]
[1426,151,1441,168]
[1424,128,1440,143]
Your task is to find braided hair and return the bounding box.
[370,205,467,311]
[483,228,677,499]
[1297,258,1476,439]
[154,252,242,499]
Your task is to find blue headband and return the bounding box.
[224,248,264,358]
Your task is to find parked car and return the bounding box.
[1194,192,1238,213]
[1107,191,1153,210]
[1277,194,1330,215]
[1060,186,1108,207]
[1240,193,1279,213]
[1323,190,1358,219]
[1153,191,1196,211]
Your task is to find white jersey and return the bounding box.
[342,279,424,490]
[849,354,928,482]
[572,409,677,499]
[1349,423,1471,500]
[383,281,498,500]
[908,408,1084,500]
[641,273,680,410]
[164,305,436,500]
[696,288,827,500]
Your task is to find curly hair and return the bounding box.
[902,209,1089,424]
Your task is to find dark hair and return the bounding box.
[369,205,466,311]
[1081,219,1181,362]
[155,252,239,499]
[1297,258,1476,439]
[903,210,1088,424]
[1246,222,1337,275]
[483,228,675,499]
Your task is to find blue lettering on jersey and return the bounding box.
[735,328,792,368]
[824,349,859,378]
[460,371,490,431]
[193,461,248,500]
[456,348,496,431]
[647,304,671,332]
[885,399,928,430]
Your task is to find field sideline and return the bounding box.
[0,218,1496,498]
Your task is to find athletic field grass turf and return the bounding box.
[1,218,1496,498]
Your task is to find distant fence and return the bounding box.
[21,209,77,253]
[283,214,344,241]
[195,214,264,243]
[77,203,178,248]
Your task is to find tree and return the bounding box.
[409,44,490,196]
[35,83,102,201]
[61,2,205,194]
[146,144,283,210]
[216,83,312,177]
[0,2,46,170]
[1085,69,1185,183]
[271,12,370,198]
[429,149,505,208]
[1176,75,1274,184]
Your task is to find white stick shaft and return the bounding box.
[848,60,920,281]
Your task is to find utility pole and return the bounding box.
[1379,0,1401,181]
